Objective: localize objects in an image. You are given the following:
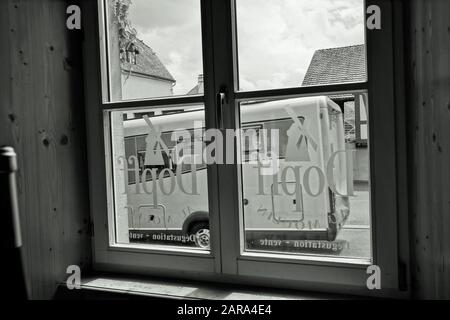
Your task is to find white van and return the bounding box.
[122,96,351,249]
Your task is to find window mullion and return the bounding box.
[235,83,369,102]
[200,0,223,274]
[100,95,204,111]
[209,0,241,275]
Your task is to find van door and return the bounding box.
[271,181,304,223]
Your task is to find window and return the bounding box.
[84,0,404,295]
[239,95,371,260]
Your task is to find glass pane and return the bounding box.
[239,93,371,261]
[236,0,366,91]
[104,0,203,101]
[110,105,210,251]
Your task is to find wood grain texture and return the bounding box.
[0,0,91,299]
[406,0,450,299]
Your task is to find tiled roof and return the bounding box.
[121,39,175,82]
[302,44,366,87]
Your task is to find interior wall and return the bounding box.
[406,0,450,299]
[0,0,91,299]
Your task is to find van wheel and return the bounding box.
[190,222,210,249]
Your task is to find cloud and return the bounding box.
[236,0,365,90]
[129,0,203,95]
[127,0,364,94]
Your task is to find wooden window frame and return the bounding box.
[82,0,410,297]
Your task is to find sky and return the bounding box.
[127,0,365,95]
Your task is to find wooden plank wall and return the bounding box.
[406,0,450,299]
[0,0,91,299]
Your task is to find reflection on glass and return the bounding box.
[239,93,371,261]
[110,105,209,250]
[105,0,203,101]
[236,0,366,91]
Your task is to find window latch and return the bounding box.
[217,88,227,129]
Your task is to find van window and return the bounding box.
[124,130,207,185]
[264,118,304,159]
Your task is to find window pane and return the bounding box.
[236,0,366,91]
[239,93,371,261]
[110,105,210,251]
[104,0,203,101]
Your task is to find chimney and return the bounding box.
[197,74,204,94]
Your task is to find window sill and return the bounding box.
[60,274,361,300]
